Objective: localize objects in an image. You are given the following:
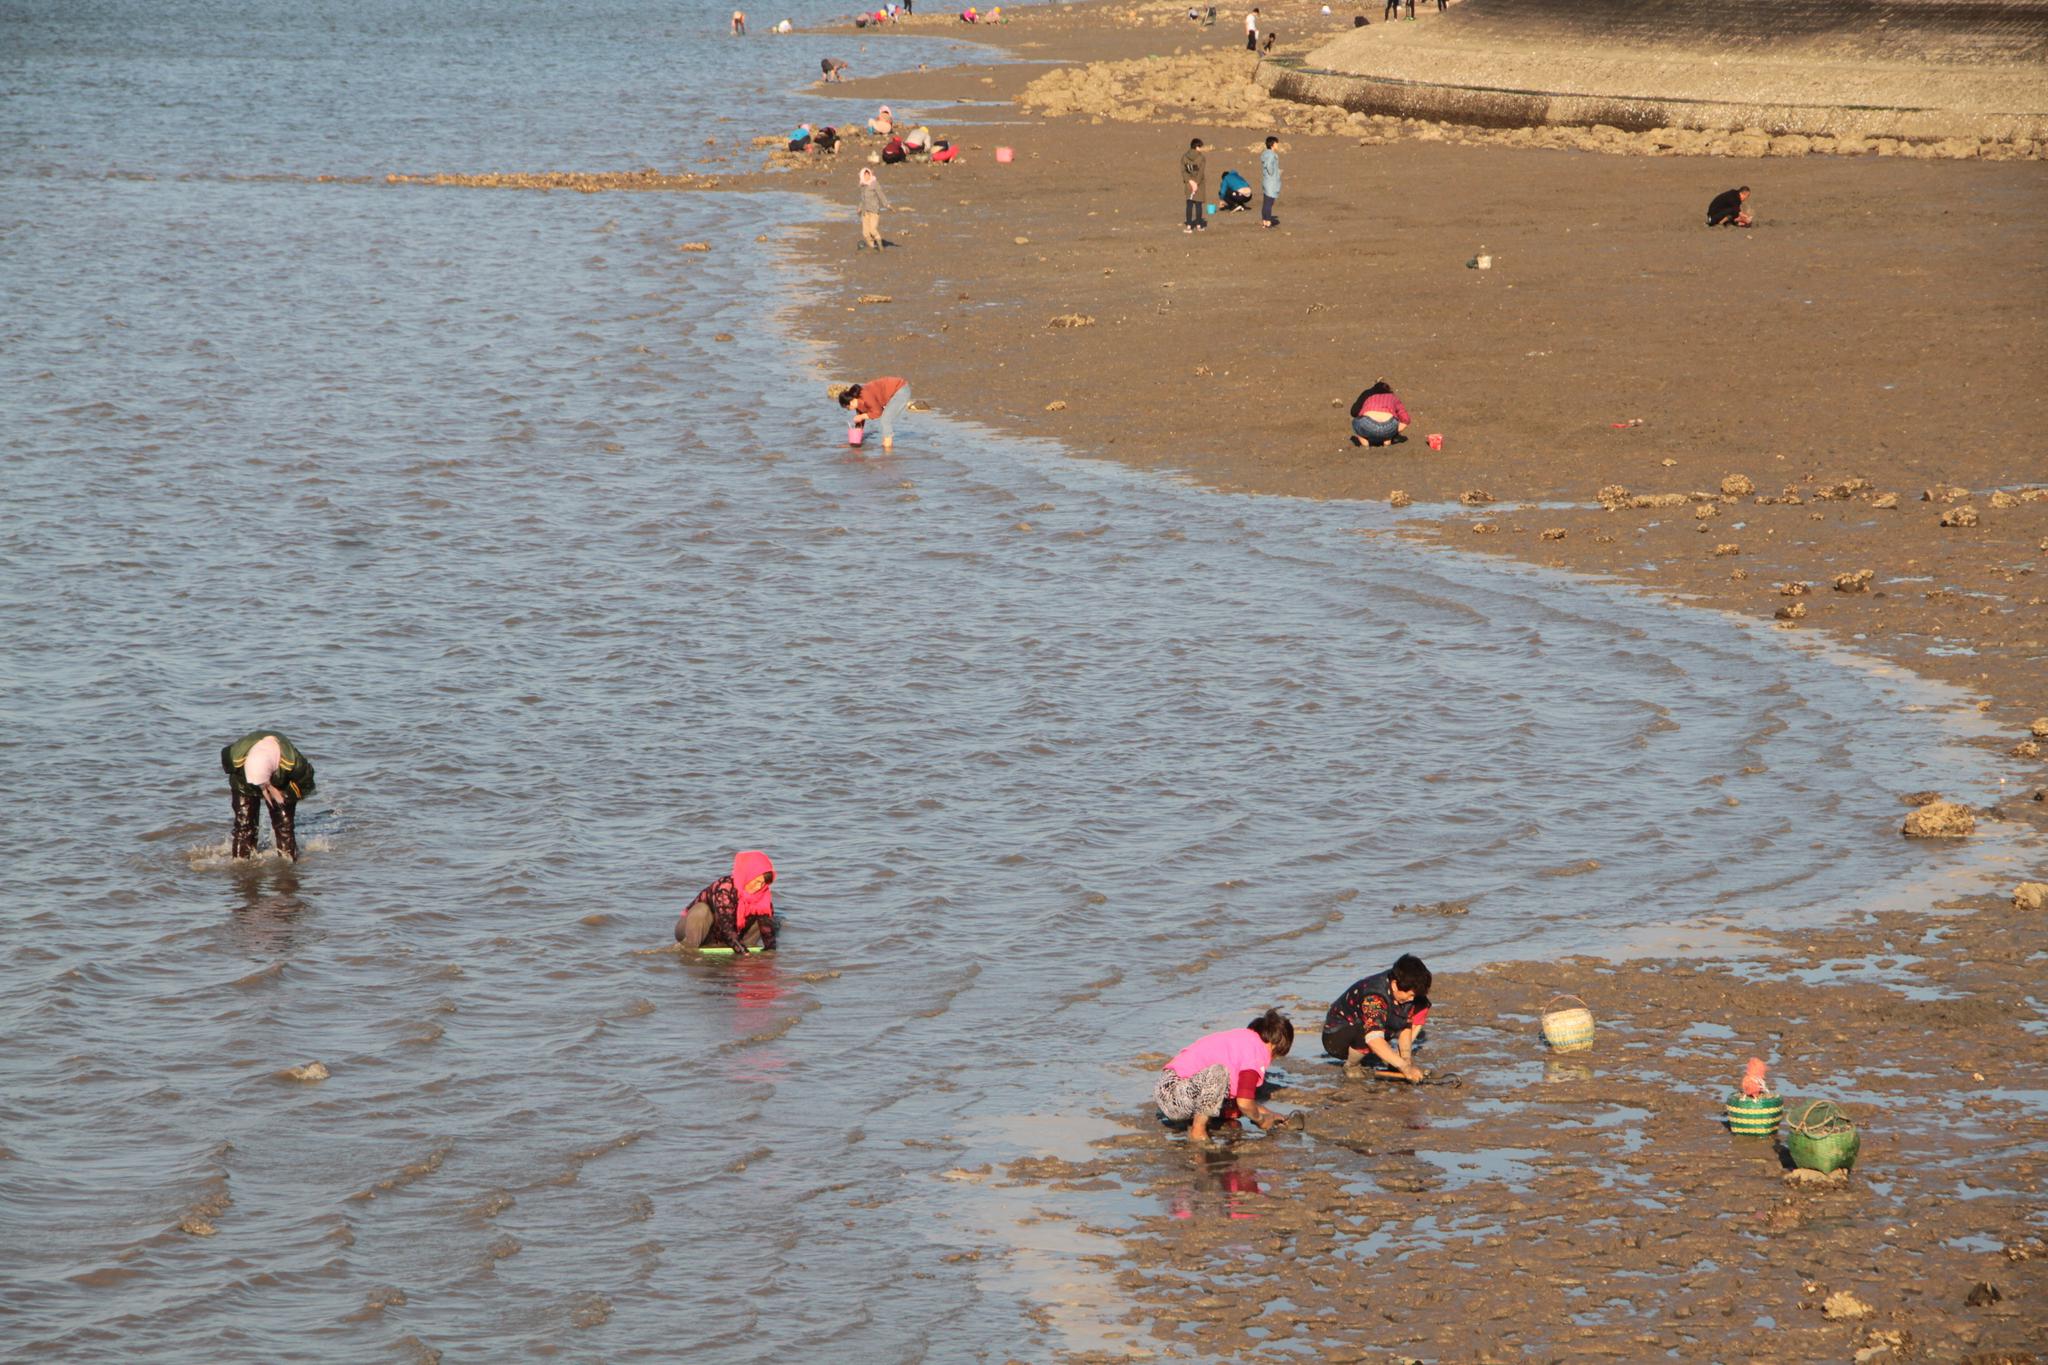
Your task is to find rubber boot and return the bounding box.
[270,798,299,862]
[231,789,260,859]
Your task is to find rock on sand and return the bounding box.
[1903,801,1976,838]
[2014,882,2048,912]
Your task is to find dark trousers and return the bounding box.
[1261,194,1276,223]
[1185,197,1203,228]
[231,788,299,860]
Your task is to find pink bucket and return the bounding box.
[1426,433,1444,450]
[995,146,1014,163]
[847,423,866,447]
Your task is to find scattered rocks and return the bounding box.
[856,293,891,304]
[1043,399,1068,411]
[1720,473,1755,497]
[1965,1281,2003,1308]
[1778,582,1812,596]
[1903,801,1976,838]
[2024,488,2048,503]
[1784,1166,1849,1187]
[1047,313,1096,329]
[1988,490,2020,509]
[1012,236,1031,245]
[1595,483,1630,510]
[1393,899,1470,916]
[1540,528,1566,541]
[1631,492,1690,509]
[1815,477,1872,500]
[283,1061,330,1083]
[712,332,734,342]
[2013,882,2048,912]
[677,241,711,252]
[1823,1290,1874,1321]
[1713,543,1740,556]
[1775,602,1808,621]
[1459,489,1493,506]
[179,1217,218,1237]
[1693,503,1718,519]
[1833,569,1875,593]
[1471,521,1498,534]
[1902,790,1944,806]
[905,399,933,412]
[2013,740,2041,759]
[1923,484,1970,503]
[1871,492,1900,509]
[2033,717,2048,738]
[1940,505,1981,528]
[1388,489,1413,509]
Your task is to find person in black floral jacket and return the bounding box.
[1321,953,1432,1078]
[676,850,779,954]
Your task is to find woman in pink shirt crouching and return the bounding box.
[1156,1009,1295,1141]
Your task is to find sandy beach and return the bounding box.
[756,2,2048,1356]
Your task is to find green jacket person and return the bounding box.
[221,731,316,860]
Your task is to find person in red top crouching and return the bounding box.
[676,850,779,954]
[838,376,911,452]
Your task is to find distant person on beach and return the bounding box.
[870,105,895,136]
[903,124,934,156]
[1245,7,1259,49]
[676,851,779,954]
[858,166,891,249]
[1259,134,1281,227]
[1217,168,1253,211]
[732,8,746,34]
[813,124,840,154]
[787,123,813,152]
[881,134,909,163]
[1181,137,1208,233]
[1322,954,1432,1078]
[221,730,316,861]
[1348,378,1410,445]
[1707,185,1753,227]
[1156,1009,1295,1141]
[839,375,911,452]
[904,0,913,14]
[821,56,850,81]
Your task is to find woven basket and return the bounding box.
[1787,1100,1860,1173]
[1540,995,1596,1053]
[1725,1092,1784,1136]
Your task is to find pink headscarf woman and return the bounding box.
[676,850,780,954]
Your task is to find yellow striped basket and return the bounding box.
[1725,1092,1784,1136]
[1540,995,1596,1053]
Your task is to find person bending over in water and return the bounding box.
[1156,1009,1294,1141]
[838,375,910,452]
[677,850,779,954]
[1706,185,1752,227]
[1348,378,1410,446]
[221,730,316,861]
[1322,953,1432,1079]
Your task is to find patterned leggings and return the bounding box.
[1154,1063,1231,1122]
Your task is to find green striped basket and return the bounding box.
[1540,995,1596,1053]
[1725,1092,1784,1136]
[1787,1100,1860,1173]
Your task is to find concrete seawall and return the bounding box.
[1269,0,2048,143]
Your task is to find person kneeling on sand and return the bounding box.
[839,375,911,451]
[1323,953,1432,1078]
[1217,168,1253,211]
[1707,185,1752,227]
[677,850,779,954]
[1156,1009,1295,1141]
[1348,378,1410,446]
[787,123,813,153]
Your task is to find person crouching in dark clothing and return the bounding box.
[813,125,840,154]
[1217,169,1254,211]
[881,136,908,164]
[676,850,780,954]
[222,730,316,861]
[1707,185,1752,226]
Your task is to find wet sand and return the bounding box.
[754,3,2048,1356]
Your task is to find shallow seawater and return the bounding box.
[0,1,2034,1359]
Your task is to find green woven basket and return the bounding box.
[1540,994,1595,1053]
[1725,1092,1783,1136]
[1787,1100,1860,1173]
